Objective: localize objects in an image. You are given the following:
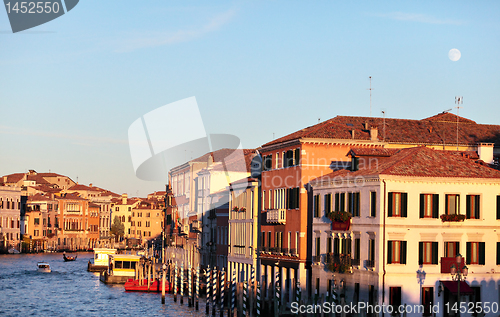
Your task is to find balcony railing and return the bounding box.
[366,259,375,268]
[351,258,360,266]
[290,248,297,257]
[313,255,322,263]
[266,209,286,224]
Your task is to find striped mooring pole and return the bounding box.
[212,266,217,316]
[274,269,280,317]
[243,281,248,317]
[188,264,192,307]
[174,262,178,302]
[206,265,210,315]
[256,281,261,317]
[220,269,225,317]
[180,262,184,305]
[251,267,255,315]
[196,265,200,310]
[231,268,236,316]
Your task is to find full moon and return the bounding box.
[449,48,461,61]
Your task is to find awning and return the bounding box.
[440,280,474,295]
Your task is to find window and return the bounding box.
[334,237,340,254]
[348,192,360,217]
[34,218,40,225]
[268,232,271,248]
[263,155,272,171]
[313,195,320,218]
[466,242,485,265]
[420,194,438,218]
[286,188,299,209]
[419,242,438,265]
[115,207,119,211]
[327,237,332,254]
[370,192,376,217]
[387,241,407,264]
[497,196,500,220]
[342,238,352,255]
[444,242,460,258]
[335,193,345,211]
[261,232,265,248]
[315,237,320,257]
[368,239,375,263]
[497,242,500,265]
[422,287,434,317]
[324,194,332,214]
[389,287,402,316]
[466,195,480,219]
[354,238,360,262]
[445,194,460,215]
[388,192,407,217]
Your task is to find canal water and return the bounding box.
[0,253,205,316]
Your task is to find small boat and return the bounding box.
[37,262,51,273]
[63,253,77,261]
[8,247,20,254]
[100,254,141,284]
[124,278,170,292]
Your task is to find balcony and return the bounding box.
[351,258,360,266]
[326,253,351,273]
[290,248,298,257]
[366,259,375,268]
[313,255,322,263]
[266,209,286,224]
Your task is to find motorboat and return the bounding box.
[100,254,140,284]
[124,278,170,292]
[37,262,51,273]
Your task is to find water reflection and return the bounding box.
[0,253,204,316]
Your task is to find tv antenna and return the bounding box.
[367,76,373,117]
[455,96,463,151]
[381,110,386,142]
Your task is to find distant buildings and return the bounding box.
[0,186,24,252]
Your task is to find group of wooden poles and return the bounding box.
[159,262,271,317]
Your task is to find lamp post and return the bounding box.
[450,253,468,317]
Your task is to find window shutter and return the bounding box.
[340,193,345,211]
[355,193,360,217]
[466,195,471,219]
[294,148,300,166]
[479,242,485,265]
[401,193,408,218]
[419,194,424,218]
[296,188,300,209]
[347,193,352,213]
[371,192,376,217]
[387,242,393,264]
[401,241,407,264]
[445,196,449,215]
[334,238,340,254]
[418,242,423,265]
[466,242,471,265]
[388,193,393,217]
[497,242,500,265]
[432,194,439,219]
[432,242,438,264]
[497,196,500,220]
[334,193,339,211]
[475,196,480,219]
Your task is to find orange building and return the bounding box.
[56,193,90,251]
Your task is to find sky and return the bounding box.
[1,1,500,196]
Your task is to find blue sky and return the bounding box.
[1,1,499,196]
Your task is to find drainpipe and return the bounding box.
[382,179,387,309]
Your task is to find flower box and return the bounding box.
[440,214,465,222]
[326,211,351,231]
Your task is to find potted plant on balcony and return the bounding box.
[326,210,352,230]
[440,214,466,222]
[327,261,351,274]
[232,206,239,212]
[239,207,246,212]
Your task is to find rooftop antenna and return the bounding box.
[367,76,373,116]
[273,132,275,140]
[455,96,463,151]
[318,118,320,123]
[381,110,386,142]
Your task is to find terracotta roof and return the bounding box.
[27,193,53,202]
[68,184,101,191]
[1,173,25,184]
[263,112,500,147]
[210,149,256,172]
[311,146,500,183]
[230,177,259,186]
[29,185,62,194]
[348,147,399,157]
[57,193,86,200]
[89,203,100,208]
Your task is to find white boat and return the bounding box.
[8,247,20,254]
[37,262,51,273]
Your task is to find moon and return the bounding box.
[449,48,461,61]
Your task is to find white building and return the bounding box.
[310,146,500,317]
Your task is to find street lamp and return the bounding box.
[450,253,468,316]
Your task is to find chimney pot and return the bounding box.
[370,127,378,141]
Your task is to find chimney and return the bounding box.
[478,143,494,164]
[351,129,355,139]
[89,183,93,188]
[370,127,378,141]
[122,193,128,205]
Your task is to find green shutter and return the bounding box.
[388,193,393,217]
[466,242,471,265]
[387,241,392,264]
[497,196,500,220]
[334,193,339,211]
[294,148,300,166]
[401,241,407,264]
[479,242,485,265]
[432,242,438,265]
[418,242,423,265]
[475,196,480,219]
[466,195,471,219]
[432,194,439,219]
[401,193,408,218]
[371,192,376,217]
[419,194,424,218]
[497,242,500,265]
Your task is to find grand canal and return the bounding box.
[0,253,205,316]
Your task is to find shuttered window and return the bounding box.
[419,242,438,265]
[419,194,439,218]
[466,242,485,265]
[387,240,407,264]
[388,192,407,217]
[466,195,480,219]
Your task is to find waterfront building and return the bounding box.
[0,186,24,252]
[111,193,139,240]
[129,199,164,245]
[310,146,500,317]
[88,203,100,249]
[56,192,91,250]
[25,193,58,251]
[228,177,260,285]
[1,170,76,191]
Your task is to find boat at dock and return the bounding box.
[99,254,140,284]
[124,278,170,292]
[37,262,51,273]
[87,248,116,272]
